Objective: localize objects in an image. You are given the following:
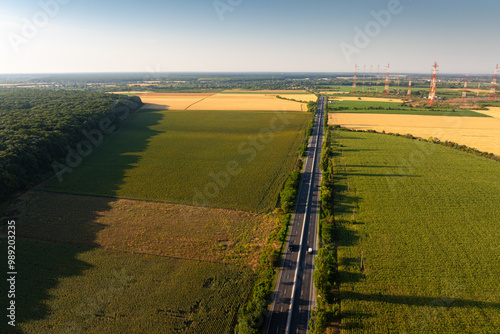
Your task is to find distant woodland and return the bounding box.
[0,89,142,202]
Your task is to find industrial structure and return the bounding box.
[383,63,390,94]
[462,77,468,100]
[427,61,439,107]
[490,64,498,100]
[407,76,412,99]
[352,64,358,93]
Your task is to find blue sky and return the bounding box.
[0,0,498,74]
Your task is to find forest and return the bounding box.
[0,88,142,202]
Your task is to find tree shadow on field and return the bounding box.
[0,106,163,333]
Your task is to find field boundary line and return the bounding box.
[184,96,212,110]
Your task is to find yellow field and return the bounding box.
[330,109,500,155]
[140,93,308,111]
[320,91,349,94]
[329,96,404,103]
[278,94,318,102]
[223,89,308,93]
[139,93,215,110]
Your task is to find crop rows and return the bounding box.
[43,109,311,212]
[330,130,500,333]
[12,238,253,334]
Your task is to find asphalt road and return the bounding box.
[266,96,324,334]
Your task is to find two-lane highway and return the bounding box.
[267,96,325,334]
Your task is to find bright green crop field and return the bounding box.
[331,100,402,109]
[328,100,489,117]
[43,109,311,212]
[6,238,252,334]
[330,130,500,333]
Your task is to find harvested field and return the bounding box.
[139,93,216,110]
[110,91,154,94]
[186,93,306,111]
[137,92,307,111]
[222,90,308,94]
[330,111,500,155]
[479,106,500,118]
[12,191,275,266]
[278,94,318,102]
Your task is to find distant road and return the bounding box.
[267,96,324,334]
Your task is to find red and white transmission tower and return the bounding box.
[375,65,380,93]
[477,79,481,98]
[489,64,498,100]
[407,76,412,99]
[462,77,468,100]
[352,64,359,93]
[427,61,439,107]
[383,63,390,94]
[362,65,366,92]
[368,65,373,92]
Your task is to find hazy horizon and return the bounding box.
[0,70,497,77]
[1,0,499,74]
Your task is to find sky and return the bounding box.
[0,0,499,74]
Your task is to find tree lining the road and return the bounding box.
[310,110,340,334]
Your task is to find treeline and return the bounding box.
[0,89,143,202]
[307,100,318,113]
[279,171,301,213]
[310,111,340,333]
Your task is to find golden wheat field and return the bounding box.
[139,93,215,110]
[223,89,308,93]
[140,92,308,111]
[278,94,318,102]
[330,109,500,155]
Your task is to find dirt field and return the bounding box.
[13,191,276,267]
[329,96,404,103]
[330,108,500,155]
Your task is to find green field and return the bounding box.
[4,238,252,334]
[330,130,500,333]
[328,100,489,117]
[43,109,310,212]
[2,106,309,333]
[330,100,402,109]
